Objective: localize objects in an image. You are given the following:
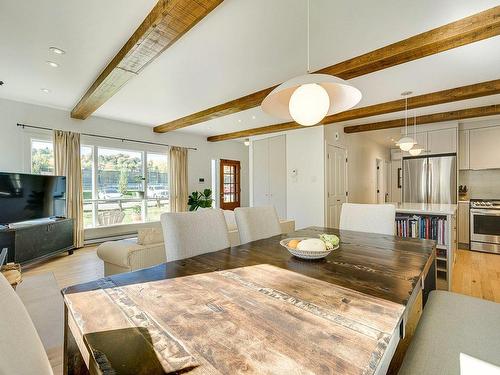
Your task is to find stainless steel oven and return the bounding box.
[470,199,500,254]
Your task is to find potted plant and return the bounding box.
[131,205,142,221]
[187,189,213,211]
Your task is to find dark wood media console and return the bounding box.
[0,218,74,264]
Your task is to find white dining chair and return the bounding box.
[160,209,230,262]
[234,206,282,244]
[0,273,53,375]
[339,203,395,235]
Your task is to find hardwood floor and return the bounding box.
[451,249,500,303]
[20,245,500,374]
[24,246,103,289]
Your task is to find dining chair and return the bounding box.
[234,206,282,244]
[160,209,230,262]
[0,273,53,375]
[339,203,395,235]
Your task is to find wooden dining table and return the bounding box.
[62,227,436,375]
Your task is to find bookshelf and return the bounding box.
[394,205,457,291]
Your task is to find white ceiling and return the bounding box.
[0,0,499,138]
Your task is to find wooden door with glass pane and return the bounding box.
[220,159,241,210]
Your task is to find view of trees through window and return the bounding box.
[31,139,169,228]
[31,140,54,175]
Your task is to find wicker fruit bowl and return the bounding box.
[280,237,339,260]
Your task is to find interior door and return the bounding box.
[268,135,287,218]
[327,145,347,228]
[219,159,241,210]
[252,138,270,207]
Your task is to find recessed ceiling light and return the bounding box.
[49,47,65,55]
[251,115,256,120]
[237,119,242,123]
[41,88,51,94]
[46,61,59,68]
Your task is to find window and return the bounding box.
[31,140,54,175]
[81,146,94,228]
[97,147,144,226]
[146,152,169,222]
[30,139,170,227]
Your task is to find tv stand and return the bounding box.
[0,218,74,265]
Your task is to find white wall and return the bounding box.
[286,127,325,229]
[324,124,391,204]
[0,98,249,236]
[345,133,391,203]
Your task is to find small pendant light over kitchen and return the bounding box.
[261,0,361,126]
[396,91,416,151]
[408,111,424,156]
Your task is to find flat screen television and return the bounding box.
[0,172,66,225]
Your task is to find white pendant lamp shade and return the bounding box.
[397,136,416,151]
[261,74,362,126]
[409,144,424,156]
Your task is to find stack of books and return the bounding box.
[396,215,447,246]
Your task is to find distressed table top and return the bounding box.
[66,264,404,375]
[63,227,435,374]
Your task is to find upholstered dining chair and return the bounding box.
[160,209,231,262]
[339,203,396,236]
[234,206,282,244]
[0,273,53,375]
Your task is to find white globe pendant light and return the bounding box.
[261,0,361,126]
[289,83,330,125]
[409,144,424,156]
[396,91,416,151]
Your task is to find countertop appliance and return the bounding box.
[470,199,500,254]
[403,153,457,205]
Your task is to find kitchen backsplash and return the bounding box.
[459,169,500,199]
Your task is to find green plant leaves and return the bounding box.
[188,189,213,211]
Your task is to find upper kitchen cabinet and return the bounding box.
[459,130,470,170]
[470,126,500,170]
[427,128,457,155]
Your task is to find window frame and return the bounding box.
[29,136,169,228]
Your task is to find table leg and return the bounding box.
[63,304,89,375]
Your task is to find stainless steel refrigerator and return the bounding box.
[403,154,457,204]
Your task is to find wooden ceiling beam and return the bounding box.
[206,79,500,142]
[343,104,500,133]
[71,0,223,120]
[156,6,500,133]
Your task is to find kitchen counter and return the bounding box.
[392,203,457,215]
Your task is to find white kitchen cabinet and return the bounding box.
[252,135,286,218]
[427,128,457,155]
[458,130,470,170]
[469,126,500,170]
[458,201,469,246]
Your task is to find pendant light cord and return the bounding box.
[307,0,310,73]
[405,96,408,136]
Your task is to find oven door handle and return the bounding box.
[470,209,500,216]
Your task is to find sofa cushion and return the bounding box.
[137,227,164,245]
[398,291,500,375]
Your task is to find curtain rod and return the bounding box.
[17,123,197,151]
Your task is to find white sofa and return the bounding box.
[97,211,295,276]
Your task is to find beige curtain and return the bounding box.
[53,130,84,248]
[169,146,188,212]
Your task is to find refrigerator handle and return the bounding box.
[428,161,432,204]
